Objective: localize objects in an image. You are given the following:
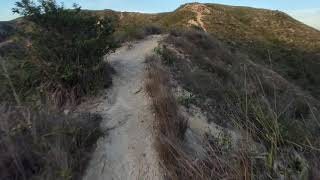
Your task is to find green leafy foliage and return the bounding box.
[113,24,162,43]
[5,0,117,106]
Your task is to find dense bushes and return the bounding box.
[6,0,117,106]
[0,22,14,42]
[114,24,162,43]
[143,24,162,35]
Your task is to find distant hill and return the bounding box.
[6,3,320,52]
[92,3,320,52]
[2,3,320,96]
[89,3,320,98]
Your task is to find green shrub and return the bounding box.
[114,26,143,44]
[177,94,196,108]
[157,45,177,65]
[9,0,117,106]
[114,24,162,44]
[143,24,162,35]
[0,22,15,42]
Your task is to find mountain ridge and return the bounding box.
[87,3,320,53]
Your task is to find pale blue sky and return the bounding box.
[1,0,319,29]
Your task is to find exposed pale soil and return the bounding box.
[183,4,211,31]
[83,35,163,180]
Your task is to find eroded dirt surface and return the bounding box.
[183,4,210,31]
[83,35,163,180]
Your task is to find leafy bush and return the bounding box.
[157,45,178,65]
[0,22,15,42]
[143,24,162,35]
[8,0,117,106]
[114,24,163,44]
[0,2,111,179]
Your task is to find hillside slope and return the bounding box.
[92,3,320,99]
[152,29,320,180]
[94,3,320,51]
[89,4,320,179]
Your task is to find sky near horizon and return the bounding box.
[0,0,319,30]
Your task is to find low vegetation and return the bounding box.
[152,30,320,179]
[0,104,102,180]
[0,21,15,42]
[1,0,117,106]
[145,54,242,179]
[145,55,220,179]
[113,24,163,44]
[104,2,320,98]
[145,55,184,178]
[0,0,116,179]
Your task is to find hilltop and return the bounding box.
[4,3,320,52]
[89,3,320,98]
[92,3,320,51]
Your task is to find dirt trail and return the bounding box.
[184,4,210,32]
[83,35,163,180]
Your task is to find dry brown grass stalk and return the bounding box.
[0,104,103,180]
[145,54,242,179]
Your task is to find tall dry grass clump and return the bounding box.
[145,54,187,179]
[145,55,186,139]
[0,104,103,180]
[145,54,241,179]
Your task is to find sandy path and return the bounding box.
[83,35,163,180]
[184,4,210,32]
[196,13,207,32]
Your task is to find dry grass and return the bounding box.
[154,30,320,179]
[145,54,244,179]
[0,104,103,180]
[145,55,187,178]
[145,56,186,139]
